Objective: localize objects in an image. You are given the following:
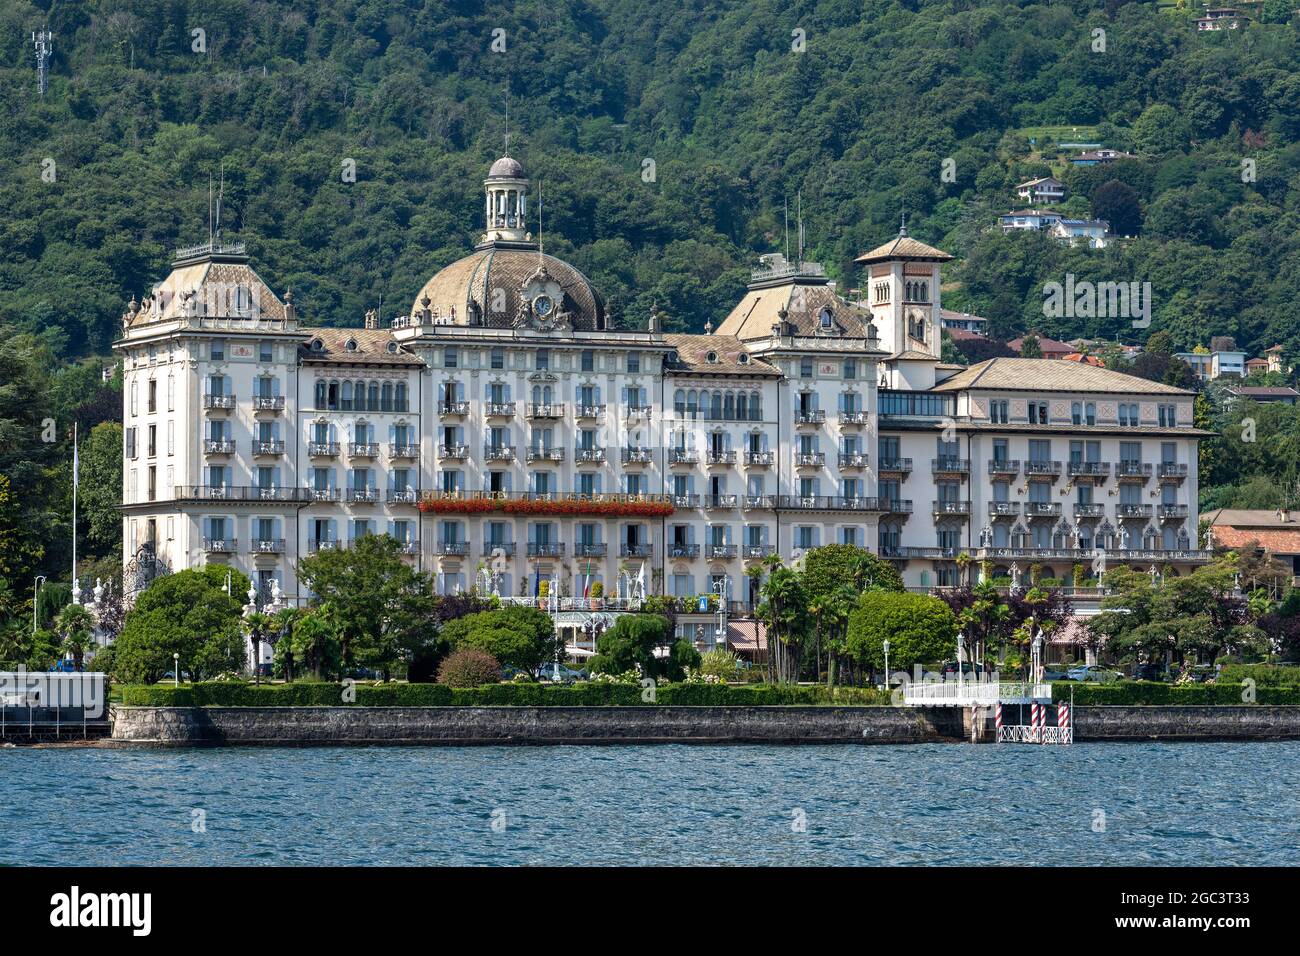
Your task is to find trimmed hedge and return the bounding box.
[1050,682,1300,705]
[117,681,894,707]
[1217,664,1300,687]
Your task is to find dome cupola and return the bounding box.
[483,155,529,245]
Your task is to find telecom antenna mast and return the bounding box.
[32,28,53,96]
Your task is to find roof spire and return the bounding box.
[899,209,907,237]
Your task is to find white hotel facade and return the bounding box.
[116,155,1210,631]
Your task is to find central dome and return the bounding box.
[410,246,607,331]
[488,156,526,179]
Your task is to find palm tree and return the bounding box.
[271,607,301,681]
[757,559,809,684]
[55,604,95,671]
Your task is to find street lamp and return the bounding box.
[33,575,46,636]
[882,639,890,690]
[173,652,180,688]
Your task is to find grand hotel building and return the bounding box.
[116,155,1210,631]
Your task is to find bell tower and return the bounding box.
[482,155,530,245]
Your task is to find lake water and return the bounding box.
[3,743,1297,865]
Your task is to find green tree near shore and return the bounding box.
[846,592,959,680]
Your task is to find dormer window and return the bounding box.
[344,338,358,352]
[386,342,399,354]
[311,338,324,352]
[706,351,719,364]
[819,307,833,330]
[738,353,750,365]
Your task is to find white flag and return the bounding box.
[72,428,79,488]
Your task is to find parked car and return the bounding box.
[49,659,81,673]
[1042,667,1070,682]
[1185,664,1217,683]
[535,662,589,683]
[1067,664,1120,683]
[940,661,986,678]
[1132,662,1168,682]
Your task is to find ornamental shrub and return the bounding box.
[437,648,501,687]
[846,591,958,671]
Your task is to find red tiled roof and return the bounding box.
[1212,527,1300,554]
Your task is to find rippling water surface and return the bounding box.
[2,743,1297,865]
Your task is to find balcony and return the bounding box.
[348,442,380,458]
[252,395,284,413]
[482,542,516,557]
[931,457,971,476]
[1116,503,1153,519]
[933,500,971,517]
[839,453,870,469]
[1067,461,1110,480]
[1023,461,1062,479]
[1158,504,1189,520]
[203,394,236,411]
[250,538,285,554]
[204,438,236,455]
[882,499,914,515]
[744,450,775,467]
[435,541,469,556]
[622,447,654,465]
[527,543,565,558]
[574,543,607,557]
[743,494,776,510]
[484,445,516,461]
[621,543,653,558]
[878,458,912,475]
[669,544,701,559]
[390,443,420,460]
[203,537,236,553]
[669,449,699,465]
[438,444,469,460]
[307,538,342,553]
[175,485,313,504]
[388,489,419,504]
[988,501,1020,517]
[347,488,381,504]
[987,459,1020,477]
[671,493,701,508]
[706,544,737,560]
[839,410,870,427]
[794,452,825,468]
[625,405,652,422]
[527,446,566,463]
[706,450,736,466]
[778,495,884,512]
[398,540,420,555]
[485,402,516,418]
[1158,463,1189,482]
[743,544,776,560]
[526,403,564,419]
[1023,502,1063,518]
[438,401,469,417]
[308,488,341,502]
[1116,461,1152,482]
[575,448,607,464]
[1073,503,1106,519]
[705,494,738,509]
[251,440,284,456]
[308,441,340,458]
[575,404,606,420]
[796,409,826,426]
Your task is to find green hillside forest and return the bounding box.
[4,0,1300,639]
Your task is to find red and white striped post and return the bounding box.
[1058,702,1071,742]
[994,701,1003,740]
[1031,701,1043,743]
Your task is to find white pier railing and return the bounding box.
[997,725,1073,745]
[901,681,1052,706]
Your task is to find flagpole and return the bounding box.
[71,422,79,604]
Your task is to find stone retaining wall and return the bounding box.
[109,705,966,746]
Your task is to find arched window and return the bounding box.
[353,380,365,410]
[750,391,762,421]
[723,392,735,420]
[1071,402,1082,425]
[1085,402,1096,425]
[395,382,408,412]
[341,381,354,411]
[712,391,723,421]
[532,384,542,403]
[686,390,698,419]
[315,381,327,408]
[674,389,686,416]
[382,382,393,412]
[368,382,380,410]
[736,392,748,420]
